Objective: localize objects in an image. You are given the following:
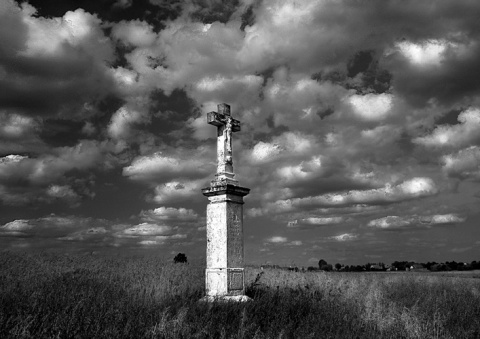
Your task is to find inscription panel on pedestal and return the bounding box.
[228,271,244,290]
[227,202,243,267]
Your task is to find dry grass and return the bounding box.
[1,251,480,338]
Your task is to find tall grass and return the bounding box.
[1,251,479,338]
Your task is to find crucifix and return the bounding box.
[207,103,241,185]
[201,103,251,302]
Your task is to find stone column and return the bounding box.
[201,184,250,301]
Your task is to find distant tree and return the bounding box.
[318,259,327,269]
[173,253,187,264]
[318,259,332,271]
[446,261,458,271]
[335,263,342,271]
[392,261,409,271]
[355,265,364,272]
[323,264,333,271]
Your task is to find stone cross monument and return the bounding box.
[201,103,251,302]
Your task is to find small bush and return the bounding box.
[173,253,187,264]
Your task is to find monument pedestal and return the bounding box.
[202,184,250,301]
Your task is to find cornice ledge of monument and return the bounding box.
[199,295,252,303]
[202,181,250,197]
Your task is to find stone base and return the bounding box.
[199,295,252,303]
[206,268,245,296]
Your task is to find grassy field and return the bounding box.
[1,251,480,338]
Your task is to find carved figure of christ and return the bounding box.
[207,104,240,182]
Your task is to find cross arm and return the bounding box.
[207,112,241,132]
[231,118,241,132]
[207,111,224,127]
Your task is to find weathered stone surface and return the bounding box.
[207,104,241,185]
[204,191,247,295]
[199,295,252,303]
[202,103,251,301]
[202,184,250,197]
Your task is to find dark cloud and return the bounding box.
[0,2,118,119]
[347,51,374,78]
[435,108,463,126]
[240,3,256,31]
[16,0,181,25]
[188,0,240,24]
[0,141,104,207]
[146,89,198,141]
[39,119,89,147]
[386,43,480,107]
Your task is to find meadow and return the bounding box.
[1,251,480,338]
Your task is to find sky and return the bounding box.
[1,0,480,266]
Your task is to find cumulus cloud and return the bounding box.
[138,234,187,246]
[46,185,81,206]
[0,113,44,155]
[0,113,37,139]
[442,146,480,181]
[414,108,480,148]
[140,206,199,222]
[123,152,210,183]
[248,132,314,165]
[302,216,345,225]
[249,141,284,164]
[113,220,189,247]
[151,180,205,204]
[395,40,450,67]
[190,75,264,113]
[308,177,437,206]
[330,233,357,242]
[276,156,323,184]
[266,236,288,243]
[253,177,438,216]
[0,1,116,118]
[450,247,472,253]
[108,106,150,141]
[258,71,346,131]
[0,141,102,184]
[1,214,189,249]
[288,217,345,227]
[122,223,173,236]
[21,8,112,60]
[348,93,393,121]
[112,20,156,47]
[0,141,102,205]
[0,215,103,239]
[1,219,32,231]
[0,220,33,236]
[59,227,108,241]
[367,214,465,230]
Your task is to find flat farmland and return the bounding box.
[1,251,479,338]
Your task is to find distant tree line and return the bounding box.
[298,259,480,273]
